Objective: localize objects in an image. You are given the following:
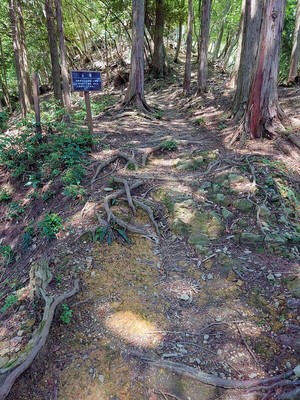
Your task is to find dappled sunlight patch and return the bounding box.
[105,310,162,347]
[150,157,180,167]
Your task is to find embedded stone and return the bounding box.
[233,199,254,212]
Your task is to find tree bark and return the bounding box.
[152,0,166,78]
[288,0,300,82]
[228,1,245,89]
[173,0,185,63]
[232,0,263,117]
[183,0,194,95]
[0,37,11,111]
[17,0,32,108]
[197,0,212,94]
[55,0,71,115]
[9,0,31,117]
[213,24,224,60]
[123,0,150,112]
[244,0,286,139]
[45,0,63,105]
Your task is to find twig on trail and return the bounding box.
[146,321,244,336]
[0,279,80,400]
[202,253,217,264]
[198,320,244,334]
[234,322,260,366]
[155,390,181,400]
[198,159,221,176]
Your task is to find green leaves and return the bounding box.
[94,223,130,245]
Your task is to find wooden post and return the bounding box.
[84,91,93,134]
[32,72,42,137]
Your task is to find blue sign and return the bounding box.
[71,70,102,92]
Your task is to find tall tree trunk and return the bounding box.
[243,0,286,140]
[213,0,231,60]
[197,0,212,94]
[174,0,185,63]
[183,0,194,94]
[9,0,27,116]
[173,17,183,63]
[228,1,245,89]
[213,24,224,60]
[123,0,150,112]
[232,0,263,117]
[152,0,166,78]
[45,0,63,104]
[17,0,32,108]
[0,37,11,111]
[222,30,239,70]
[288,0,300,82]
[55,0,71,114]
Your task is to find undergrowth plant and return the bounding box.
[39,212,63,239]
[0,111,8,133]
[0,119,93,191]
[60,304,73,324]
[0,244,14,265]
[1,293,18,313]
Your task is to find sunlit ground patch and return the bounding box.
[105,310,162,347]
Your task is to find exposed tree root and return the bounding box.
[136,357,295,391]
[287,132,300,150]
[81,178,160,241]
[91,152,138,185]
[122,93,153,114]
[115,110,156,121]
[0,279,80,400]
[133,198,160,239]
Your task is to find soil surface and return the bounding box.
[1,73,300,400]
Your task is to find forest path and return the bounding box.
[6,81,300,400]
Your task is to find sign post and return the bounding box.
[70,70,102,134]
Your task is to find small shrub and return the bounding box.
[0,189,11,202]
[0,245,14,265]
[161,140,178,151]
[39,212,63,239]
[1,294,18,313]
[154,110,164,120]
[61,164,85,186]
[63,184,86,199]
[22,225,35,250]
[60,304,73,324]
[7,202,25,220]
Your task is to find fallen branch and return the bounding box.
[137,357,294,390]
[0,279,80,400]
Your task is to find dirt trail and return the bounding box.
[4,81,300,400]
